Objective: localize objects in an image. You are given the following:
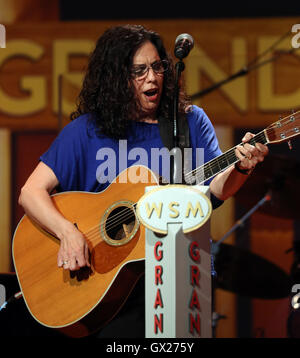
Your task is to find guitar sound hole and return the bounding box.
[104,205,137,245]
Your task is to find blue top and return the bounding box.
[40,105,223,208]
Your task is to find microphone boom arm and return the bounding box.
[190,39,300,101]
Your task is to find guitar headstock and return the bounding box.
[265,111,300,144]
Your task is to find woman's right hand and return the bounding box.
[18,162,91,272]
[57,222,91,271]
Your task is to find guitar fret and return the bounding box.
[202,148,237,181]
[204,164,213,178]
[211,161,221,174]
[192,130,269,184]
[218,156,228,170]
[250,132,267,146]
[227,149,238,165]
[187,111,300,186]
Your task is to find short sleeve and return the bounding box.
[188,106,222,162]
[187,106,223,209]
[40,118,87,192]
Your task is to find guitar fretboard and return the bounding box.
[185,130,268,185]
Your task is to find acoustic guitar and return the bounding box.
[12,111,300,337]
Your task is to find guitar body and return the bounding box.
[12,166,158,337]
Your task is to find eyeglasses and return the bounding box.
[131,59,168,79]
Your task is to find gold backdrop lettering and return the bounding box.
[0,19,299,129]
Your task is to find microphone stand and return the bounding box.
[210,192,271,337]
[171,59,185,184]
[211,192,271,256]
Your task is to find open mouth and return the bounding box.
[143,88,159,102]
[144,88,158,97]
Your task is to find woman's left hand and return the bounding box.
[234,132,269,173]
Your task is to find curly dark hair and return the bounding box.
[71,24,190,139]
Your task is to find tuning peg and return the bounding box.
[288,140,293,150]
[289,110,296,122]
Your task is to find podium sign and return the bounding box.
[136,185,212,338]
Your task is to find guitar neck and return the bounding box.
[186,130,268,185]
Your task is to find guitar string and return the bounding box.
[84,205,138,244]
[84,137,242,240]
[184,131,266,181]
[81,121,298,243]
[82,131,269,242]
[83,131,270,242]
[83,133,296,243]
[83,144,260,243]
[84,143,245,243]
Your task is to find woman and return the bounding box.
[18,25,268,337]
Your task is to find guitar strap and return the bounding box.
[158,114,190,150]
[158,114,191,184]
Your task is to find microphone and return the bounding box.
[174,33,194,60]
